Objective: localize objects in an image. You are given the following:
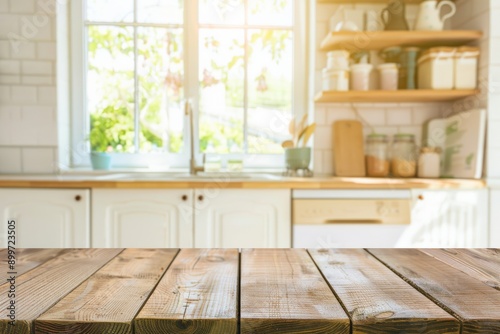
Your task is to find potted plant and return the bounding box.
[88,108,115,170]
[282,115,316,170]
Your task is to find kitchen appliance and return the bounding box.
[333,120,365,177]
[381,0,409,31]
[414,0,456,31]
[292,190,412,248]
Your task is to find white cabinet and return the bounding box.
[92,189,193,248]
[490,190,500,247]
[194,189,291,248]
[0,188,90,248]
[396,189,489,247]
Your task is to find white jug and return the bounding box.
[414,0,456,31]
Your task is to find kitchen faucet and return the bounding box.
[185,100,204,175]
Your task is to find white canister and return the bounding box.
[417,47,455,89]
[350,64,373,91]
[418,147,441,178]
[322,68,349,91]
[377,63,399,91]
[327,50,350,70]
[454,46,479,90]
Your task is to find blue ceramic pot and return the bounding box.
[90,152,112,170]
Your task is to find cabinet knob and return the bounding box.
[418,194,424,201]
[198,195,204,201]
[75,195,82,202]
[182,195,188,201]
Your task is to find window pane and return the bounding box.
[199,29,244,154]
[138,28,184,153]
[199,0,244,25]
[248,0,293,26]
[248,29,293,154]
[87,26,135,153]
[86,0,133,22]
[138,0,183,24]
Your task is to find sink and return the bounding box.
[104,172,282,181]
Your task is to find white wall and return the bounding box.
[0,0,58,173]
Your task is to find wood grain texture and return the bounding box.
[135,249,239,334]
[240,249,349,334]
[0,177,486,190]
[368,249,500,334]
[0,249,71,284]
[35,249,177,334]
[421,249,500,291]
[309,249,459,334]
[0,248,122,334]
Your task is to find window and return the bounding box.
[71,0,306,168]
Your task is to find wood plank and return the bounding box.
[35,249,177,334]
[421,249,500,291]
[240,249,349,334]
[0,249,71,284]
[368,249,500,333]
[320,30,482,52]
[315,90,478,103]
[309,249,460,334]
[135,249,239,334]
[0,248,122,334]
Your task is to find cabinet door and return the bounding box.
[0,188,90,248]
[397,189,489,247]
[194,189,291,248]
[92,189,193,248]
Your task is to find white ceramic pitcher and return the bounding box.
[414,0,456,31]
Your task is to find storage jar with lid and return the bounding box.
[327,50,350,70]
[417,47,455,89]
[322,68,349,91]
[365,134,390,177]
[391,134,417,178]
[377,63,399,90]
[454,46,479,89]
[351,63,373,91]
[418,147,441,178]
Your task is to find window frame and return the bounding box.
[69,0,308,169]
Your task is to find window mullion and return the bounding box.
[185,0,199,160]
[133,0,140,153]
[243,0,249,154]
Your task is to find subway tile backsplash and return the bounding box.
[0,0,57,173]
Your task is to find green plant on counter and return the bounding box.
[89,105,135,153]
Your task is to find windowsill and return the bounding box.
[58,166,286,176]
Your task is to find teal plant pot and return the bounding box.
[90,152,112,170]
[285,147,311,170]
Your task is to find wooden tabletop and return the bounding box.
[1,248,499,334]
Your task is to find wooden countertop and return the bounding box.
[0,174,486,189]
[1,248,499,333]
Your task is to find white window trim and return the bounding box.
[68,0,309,170]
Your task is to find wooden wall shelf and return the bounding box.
[320,30,482,52]
[314,90,478,103]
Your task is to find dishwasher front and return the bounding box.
[292,190,412,248]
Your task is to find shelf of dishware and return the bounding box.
[320,30,483,52]
[314,89,478,103]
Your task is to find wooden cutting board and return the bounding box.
[333,120,366,177]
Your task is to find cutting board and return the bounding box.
[333,120,366,177]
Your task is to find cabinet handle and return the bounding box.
[198,195,204,201]
[418,195,424,201]
[75,195,82,202]
[182,195,188,201]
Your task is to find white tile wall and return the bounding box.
[0,0,57,173]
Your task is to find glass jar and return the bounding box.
[391,134,417,178]
[418,147,441,178]
[365,134,390,177]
